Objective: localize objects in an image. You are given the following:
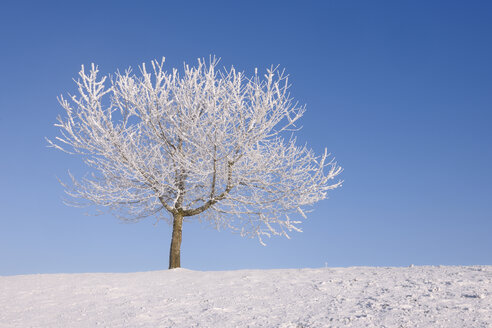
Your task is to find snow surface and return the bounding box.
[1,266,490,327]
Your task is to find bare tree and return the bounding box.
[48,57,342,269]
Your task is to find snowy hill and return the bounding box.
[1,266,490,327]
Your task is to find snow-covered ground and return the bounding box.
[0,266,490,327]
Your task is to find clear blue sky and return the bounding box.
[1,0,491,275]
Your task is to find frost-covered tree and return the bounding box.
[48,57,342,269]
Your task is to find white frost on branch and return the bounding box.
[47,57,343,242]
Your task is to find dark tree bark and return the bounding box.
[169,212,183,269]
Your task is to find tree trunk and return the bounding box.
[169,212,183,269]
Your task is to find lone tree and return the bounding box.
[48,58,342,269]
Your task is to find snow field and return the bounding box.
[0,266,490,327]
